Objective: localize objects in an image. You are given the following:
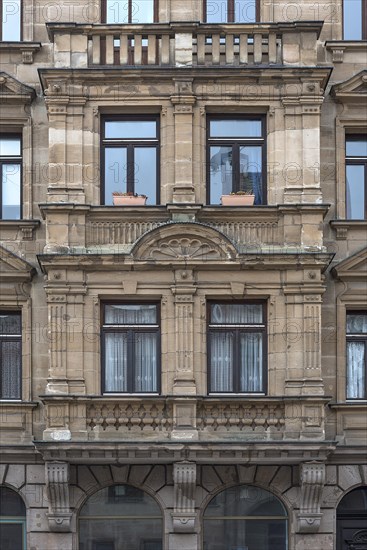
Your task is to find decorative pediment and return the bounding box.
[132,223,237,263]
[332,247,367,280]
[0,71,36,104]
[331,70,367,102]
[0,244,36,281]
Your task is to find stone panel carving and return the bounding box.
[172,461,197,533]
[298,461,325,533]
[45,462,72,532]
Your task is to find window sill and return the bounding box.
[330,219,367,240]
[325,40,367,63]
[0,41,42,63]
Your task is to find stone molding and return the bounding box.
[45,462,72,532]
[172,461,197,533]
[298,461,325,533]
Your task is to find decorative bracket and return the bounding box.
[45,462,72,532]
[297,461,325,533]
[172,461,196,533]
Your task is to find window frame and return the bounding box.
[346,310,367,400]
[101,115,160,205]
[204,0,260,23]
[101,0,159,23]
[206,114,267,205]
[0,133,22,220]
[0,486,26,550]
[0,311,22,400]
[101,302,161,395]
[0,0,22,41]
[343,0,367,40]
[345,134,367,220]
[207,300,267,394]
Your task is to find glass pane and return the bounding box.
[79,518,162,550]
[104,147,127,204]
[1,341,21,399]
[347,341,365,399]
[235,0,257,22]
[0,313,21,335]
[105,304,157,324]
[210,332,233,392]
[204,485,288,516]
[0,138,21,156]
[203,519,287,550]
[346,138,367,157]
[211,304,263,324]
[210,145,233,203]
[343,0,362,39]
[206,0,227,22]
[106,0,129,23]
[0,523,24,550]
[80,485,161,516]
[0,487,26,516]
[347,313,367,334]
[105,121,157,139]
[210,120,262,138]
[240,332,263,392]
[346,165,365,219]
[132,0,154,22]
[134,147,157,204]
[2,0,21,41]
[2,164,21,219]
[337,487,367,513]
[239,146,263,204]
[104,333,127,392]
[134,332,157,392]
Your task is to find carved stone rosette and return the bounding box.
[45,462,72,532]
[297,461,325,533]
[172,461,197,533]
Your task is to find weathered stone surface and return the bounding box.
[338,465,362,491]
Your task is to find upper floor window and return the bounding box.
[347,312,367,399]
[101,116,159,205]
[207,116,265,205]
[208,302,266,394]
[346,135,367,219]
[343,0,367,39]
[0,0,21,41]
[102,0,157,23]
[101,303,160,394]
[0,135,21,219]
[205,0,259,22]
[0,312,21,399]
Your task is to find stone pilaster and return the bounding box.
[45,462,72,532]
[172,461,197,533]
[298,462,325,533]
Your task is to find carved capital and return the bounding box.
[45,462,72,532]
[172,461,197,533]
[298,461,325,533]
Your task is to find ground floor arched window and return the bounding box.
[0,486,26,550]
[337,486,367,550]
[203,484,288,550]
[79,484,163,550]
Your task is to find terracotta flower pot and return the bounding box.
[112,195,147,206]
[221,194,255,206]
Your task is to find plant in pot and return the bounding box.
[112,191,148,206]
[221,190,255,206]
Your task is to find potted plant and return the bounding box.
[112,191,147,206]
[220,190,255,206]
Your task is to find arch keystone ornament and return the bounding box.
[172,461,197,533]
[45,462,72,532]
[298,461,325,533]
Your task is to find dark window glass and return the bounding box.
[346,136,367,219]
[208,302,266,393]
[205,0,259,23]
[346,312,367,399]
[0,487,26,550]
[102,117,159,205]
[1,0,21,41]
[102,304,160,393]
[0,312,21,399]
[343,0,367,39]
[0,136,22,219]
[103,0,156,23]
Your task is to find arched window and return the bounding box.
[203,485,288,550]
[337,486,367,550]
[0,486,26,550]
[79,485,163,550]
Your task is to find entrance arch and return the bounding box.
[337,486,367,550]
[79,484,163,550]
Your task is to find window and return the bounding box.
[0,136,21,219]
[79,485,163,550]
[102,0,157,23]
[205,0,259,22]
[336,486,367,550]
[346,136,367,219]
[203,485,288,550]
[208,302,266,393]
[343,0,367,39]
[0,0,21,41]
[0,487,26,550]
[0,312,21,399]
[346,312,367,399]
[102,303,160,393]
[207,116,266,205]
[101,117,159,205]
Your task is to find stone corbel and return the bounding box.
[46,462,72,532]
[298,461,325,533]
[172,461,197,533]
